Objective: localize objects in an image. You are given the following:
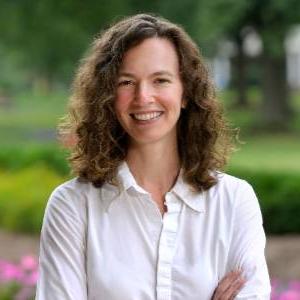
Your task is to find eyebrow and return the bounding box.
[118,71,175,78]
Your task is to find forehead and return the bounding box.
[119,37,180,75]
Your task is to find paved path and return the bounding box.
[0,230,299,280]
[266,235,300,280]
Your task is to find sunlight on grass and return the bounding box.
[229,135,300,173]
[0,91,68,128]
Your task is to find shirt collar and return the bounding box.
[170,169,206,213]
[116,161,149,194]
[116,162,206,213]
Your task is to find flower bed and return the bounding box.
[0,256,37,300]
[271,279,300,299]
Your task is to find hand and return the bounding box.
[212,270,246,300]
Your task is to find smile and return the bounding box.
[130,112,163,121]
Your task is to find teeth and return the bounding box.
[133,112,162,121]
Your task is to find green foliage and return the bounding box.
[229,168,300,234]
[0,92,68,146]
[0,145,70,175]
[0,165,68,234]
[192,0,300,56]
[0,0,132,87]
[220,88,300,133]
[195,0,251,52]
[0,282,22,300]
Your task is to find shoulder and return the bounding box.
[40,179,91,254]
[50,177,95,200]
[45,178,99,219]
[46,178,118,217]
[204,172,263,234]
[210,172,253,196]
[206,172,259,211]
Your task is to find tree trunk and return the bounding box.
[261,54,292,130]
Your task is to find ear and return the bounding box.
[181,98,187,109]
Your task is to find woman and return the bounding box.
[36,14,271,299]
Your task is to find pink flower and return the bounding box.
[279,291,300,300]
[288,280,300,292]
[271,278,281,297]
[0,261,23,282]
[272,278,280,289]
[20,255,38,271]
[21,270,39,286]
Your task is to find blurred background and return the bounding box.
[0,0,299,298]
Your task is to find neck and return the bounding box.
[126,141,180,194]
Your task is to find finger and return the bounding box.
[213,270,245,300]
[222,276,246,300]
[213,270,242,299]
[218,270,241,288]
[213,272,239,299]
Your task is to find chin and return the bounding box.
[129,131,176,147]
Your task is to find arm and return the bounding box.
[35,184,88,300]
[225,181,271,299]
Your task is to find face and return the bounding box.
[114,37,184,148]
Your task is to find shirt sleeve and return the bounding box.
[226,180,271,299]
[35,184,88,300]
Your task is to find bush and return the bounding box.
[229,168,300,234]
[0,145,69,175]
[0,165,68,234]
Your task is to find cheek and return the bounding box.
[163,84,183,101]
[115,91,132,115]
[162,91,184,111]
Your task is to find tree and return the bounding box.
[193,0,300,129]
[0,0,131,92]
[193,0,254,107]
[253,1,300,128]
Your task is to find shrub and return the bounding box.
[0,145,69,176]
[0,165,68,234]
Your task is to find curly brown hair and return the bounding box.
[59,13,234,191]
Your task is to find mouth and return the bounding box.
[130,111,164,121]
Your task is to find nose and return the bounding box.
[134,82,154,105]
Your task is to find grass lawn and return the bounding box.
[220,89,300,173]
[0,91,68,128]
[0,91,68,145]
[228,134,300,173]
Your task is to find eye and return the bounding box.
[154,78,170,84]
[118,79,134,87]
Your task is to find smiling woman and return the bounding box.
[36,14,271,300]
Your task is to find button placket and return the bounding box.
[140,194,163,244]
[156,193,182,300]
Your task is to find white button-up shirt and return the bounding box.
[36,162,271,300]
